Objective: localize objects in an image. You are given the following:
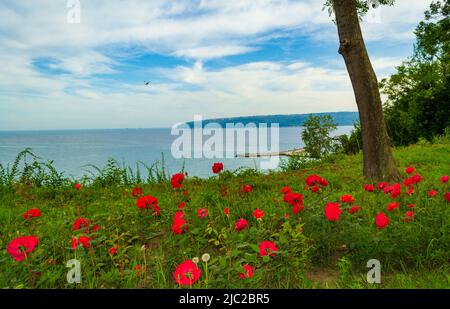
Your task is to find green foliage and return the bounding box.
[381,0,450,146]
[302,114,338,159]
[335,122,363,155]
[0,143,449,288]
[323,0,395,19]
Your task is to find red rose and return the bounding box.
[324,202,342,222]
[7,236,39,262]
[375,212,389,229]
[259,241,278,257]
[363,184,375,192]
[242,184,252,193]
[235,218,248,232]
[387,202,399,211]
[405,166,414,174]
[428,190,438,197]
[212,162,223,174]
[171,173,185,189]
[441,175,449,183]
[239,263,253,279]
[173,260,201,286]
[349,205,361,214]
[340,194,355,203]
[172,211,187,235]
[23,208,41,220]
[197,208,208,219]
[132,187,143,197]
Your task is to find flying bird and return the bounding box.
[144,81,151,86]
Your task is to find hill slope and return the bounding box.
[185,111,359,128]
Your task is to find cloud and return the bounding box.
[0,0,435,130]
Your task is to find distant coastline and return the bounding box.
[184,111,359,128]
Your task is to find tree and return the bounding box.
[325,0,400,180]
[381,0,450,145]
[302,114,338,159]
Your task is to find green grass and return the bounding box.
[0,143,449,289]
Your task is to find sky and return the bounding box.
[0,0,434,130]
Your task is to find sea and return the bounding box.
[0,126,353,179]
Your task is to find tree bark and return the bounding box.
[333,0,400,180]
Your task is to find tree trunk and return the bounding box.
[333,0,400,180]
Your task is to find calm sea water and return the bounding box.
[0,126,353,178]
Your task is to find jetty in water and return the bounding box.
[235,148,305,158]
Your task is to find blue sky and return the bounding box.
[0,0,433,130]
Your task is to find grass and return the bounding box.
[0,142,449,289]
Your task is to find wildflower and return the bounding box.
[324,202,342,222]
[235,218,248,232]
[212,162,223,174]
[108,245,119,255]
[73,217,91,231]
[387,202,400,212]
[283,192,304,213]
[7,236,39,262]
[305,174,327,187]
[136,195,160,215]
[23,208,41,220]
[192,257,199,264]
[71,236,89,249]
[252,208,265,220]
[408,203,415,208]
[340,194,355,203]
[281,186,292,195]
[375,212,389,229]
[404,211,414,222]
[242,184,252,193]
[178,202,186,209]
[363,184,375,192]
[201,253,210,262]
[428,190,438,197]
[444,192,450,202]
[259,241,278,257]
[132,187,143,197]
[197,208,208,219]
[224,208,229,216]
[171,173,185,189]
[172,211,187,235]
[349,205,361,214]
[377,182,387,191]
[239,263,253,279]
[173,260,201,286]
[405,166,415,174]
[134,264,142,276]
[74,183,82,190]
[441,175,449,183]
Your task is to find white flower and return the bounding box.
[201,253,210,262]
[192,257,199,264]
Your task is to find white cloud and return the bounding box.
[0,0,435,130]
